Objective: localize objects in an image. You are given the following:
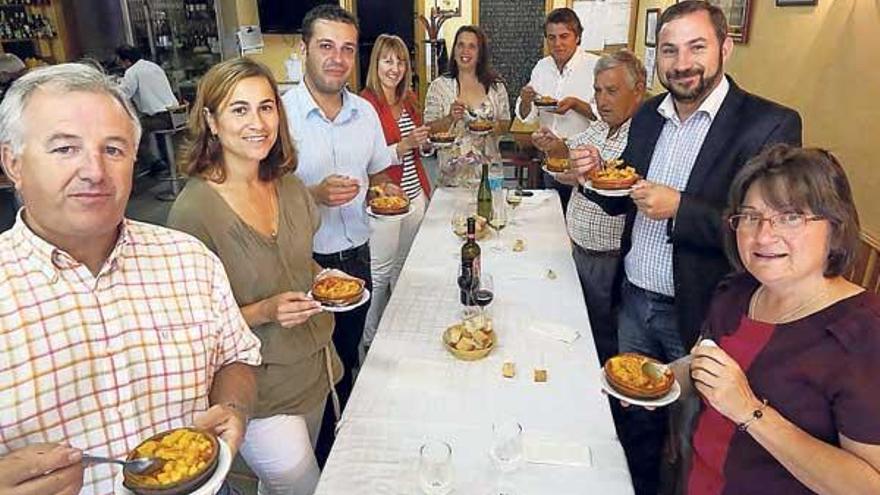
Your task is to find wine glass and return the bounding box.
[473,273,494,328]
[505,188,521,225]
[489,419,524,494]
[489,197,508,253]
[418,440,453,495]
[451,207,468,238]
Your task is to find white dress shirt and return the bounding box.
[118,59,177,116]
[514,50,600,139]
[282,83,396,254]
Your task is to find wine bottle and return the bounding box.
[477,161,492,221]
[459,216,481,305]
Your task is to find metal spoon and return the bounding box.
[641,360,670,380]
[82,454,163,475]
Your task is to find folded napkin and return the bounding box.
[524,438,592,467]
[528,321,581,344]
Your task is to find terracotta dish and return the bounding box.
[311,275,366,307]
[370,195,410,215]
[534,96,558,107]
[468,119,493,133]
[545,157,570,173]
[122,428,219,495]
[429,131,456,144]
[589,160,639,190]
[604,353,674,400]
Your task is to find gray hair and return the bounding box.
[594,50,647,90]
[0,63,141,158]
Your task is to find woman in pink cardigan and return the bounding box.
[360,34,432,354]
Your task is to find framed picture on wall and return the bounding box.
[776,0,817,5]
[645,8,660,47]
[706,0,753,43]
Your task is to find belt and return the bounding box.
[573,243,620,258]
[314,243,368,263]
[583,247,621,257]
[624,278,675,304]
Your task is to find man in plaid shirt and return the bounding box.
[0,64,262,494]
[531,50,646,365]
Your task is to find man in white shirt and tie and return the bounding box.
[116,44,178,175]
[516,8,599,211]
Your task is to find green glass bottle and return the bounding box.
[477,162,492,221]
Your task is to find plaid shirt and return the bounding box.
[567,119,630,251]
[625,77,730,297]
[0,213,262,495]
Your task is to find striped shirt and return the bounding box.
[625,77,730,297]
[567,119,630,251]
[0,213,262,495]
[398,109,422,200]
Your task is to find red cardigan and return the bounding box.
[360,88,431,196]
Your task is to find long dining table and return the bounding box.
[315,188,634,494]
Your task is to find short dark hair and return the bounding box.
[115,44,142,64]
[301,4,359,44]
[656,0,728,45]
[545,8,583,40]
[724,144,861,278]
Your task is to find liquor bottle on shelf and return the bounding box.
[458,217,482,306]
[477,161,492,221]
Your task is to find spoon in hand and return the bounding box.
[82,454,164,475]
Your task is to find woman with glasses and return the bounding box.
[661,144,880,494]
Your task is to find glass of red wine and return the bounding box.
[473,273,494,327]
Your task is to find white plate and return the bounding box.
[367,205,413,220]
[468,128,492,137]
[541,165,570,178]
[429,140,455,148]
[308,288,371,313]
[536,104,558,113]
[599,369,681,408]
[115,439,231,495]
[583,181,634,197]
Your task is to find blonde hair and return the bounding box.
[180,57,296,182]
[365,34,412,105]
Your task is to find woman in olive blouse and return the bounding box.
[167,58,340,495]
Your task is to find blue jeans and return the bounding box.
[616,278,686,495]
[618,278,685,362]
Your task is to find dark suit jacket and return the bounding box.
[582,76,802,349]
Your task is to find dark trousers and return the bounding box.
[571,243,620,365]
[616,278,686,495]
[312,242,372,466]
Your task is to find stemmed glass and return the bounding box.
[505,188,522,225]
[473,273,494,328]
[489,197,508,253]
[489,420,524,494]
[418,440,453,495]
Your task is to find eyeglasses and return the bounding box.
[728,212,825,232]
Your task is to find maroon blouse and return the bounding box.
[687,274,880,495]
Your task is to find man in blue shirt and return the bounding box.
[281,4,400,424]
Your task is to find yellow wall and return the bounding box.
[633,0,880,235]
[231,0,301,81]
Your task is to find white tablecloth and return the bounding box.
[315,188,633,494]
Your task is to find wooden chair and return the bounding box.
[846,230,880,294]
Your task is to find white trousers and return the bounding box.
[238,399,325,495]
[363,192,428,350]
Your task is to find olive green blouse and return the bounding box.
[167,175,342,418]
